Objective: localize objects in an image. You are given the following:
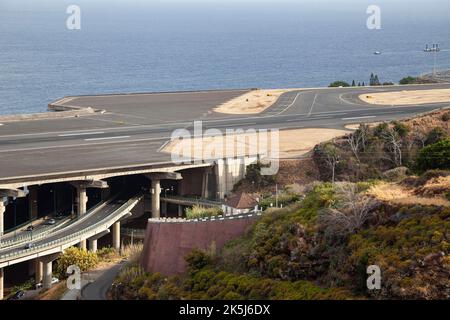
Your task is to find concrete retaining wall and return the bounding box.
[140,214,260,275]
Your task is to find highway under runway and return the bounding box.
[0,84,449,182]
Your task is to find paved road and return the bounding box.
[0,194,133,259]
[0,84,448,182]
[81,261,126,300]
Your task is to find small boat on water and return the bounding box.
[373,51,381,55]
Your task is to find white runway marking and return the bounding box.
[307,94,318,116]
[277,93,301,115]
[213,122,256,128]
[58,131,104,137]
[84,136,130,141]
[342,116,377,120]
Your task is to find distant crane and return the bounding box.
[424,44,440,52]
[424,44,441,76]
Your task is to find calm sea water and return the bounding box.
[0,0,449,115]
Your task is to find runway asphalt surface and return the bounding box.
[0,84,448,182]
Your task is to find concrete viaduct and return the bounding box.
[0,84,448,299]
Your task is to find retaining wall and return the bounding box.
[141,214,261,275]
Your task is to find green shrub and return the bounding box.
[329,81,350,87]
[185,205,223,219]
[240,161,276,189]
[259,192,300,210]
[55,247,98,278]
[425,127,447,145]
[417,139,450,171]
[442,112,450,122]
[399,76,417,85]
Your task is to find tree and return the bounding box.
[318,183,379,236]
[346,129,365,163]
[351,80,356,87]
[380,125,404,167]
[425,127,447,146]
[370,73,375,86]
[417,139,450,171]
[399,76,417,85]
[329,81,350,88]
[322,142,341,183]
[411,122,428,148]
[373,75,380,86]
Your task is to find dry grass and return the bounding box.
[368,182,450,206]
[214,89,291,114]
[121,243,143,265]
[360,89,450,105]
[36,280,67,300]
[416,175,450,197]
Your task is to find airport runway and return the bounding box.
[0,84,448,182]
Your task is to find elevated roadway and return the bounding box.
[0,84,449,185]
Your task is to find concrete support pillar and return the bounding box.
[202,170,210,199]
[215,159,227,199]
[79,239,87,250]
[0,200,5,237]
[178,205,183,217]
[151,179,161,218]
[43,261,53,289]
[28,186,38,220]
[0,268,4,300]
[89,239,98,253]
[77,186,88,217]
[35,260,43,284]
[161,201,167,216]
[112,221,120,251]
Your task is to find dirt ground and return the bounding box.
[213,89,291,114]
[359,89,450,105]
[162,128,351,160]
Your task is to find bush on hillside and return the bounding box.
[399,76,417,85]
[425,127,447,146]
[185,205,223,219]
[417,139,450,172]
[329,81,350,87]
[55,247,98,278]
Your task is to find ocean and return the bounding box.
[0,0,449,115]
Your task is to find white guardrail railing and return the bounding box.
[0,195,116,249]
[0,194,143,263]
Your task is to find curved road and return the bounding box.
[0,193,136,260]
[81,261,125,300]
[0,84,448,182]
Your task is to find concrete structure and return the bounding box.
[88,230,110,253]
[0,85,449,298]
[0,267,3,300]
[40,253,59,289]
[0,201,4,237]
[28,186,38,220]
[141,213,262,275]
[112,221,120,251]
[0,194,142,299]
[35,260,43,284]
[146,172,182,218]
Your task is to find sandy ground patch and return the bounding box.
[214,89,291,114]
[162,128,350,160]
[344,122,383,130]
[368,182,450,207]
[359,89,450,105]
